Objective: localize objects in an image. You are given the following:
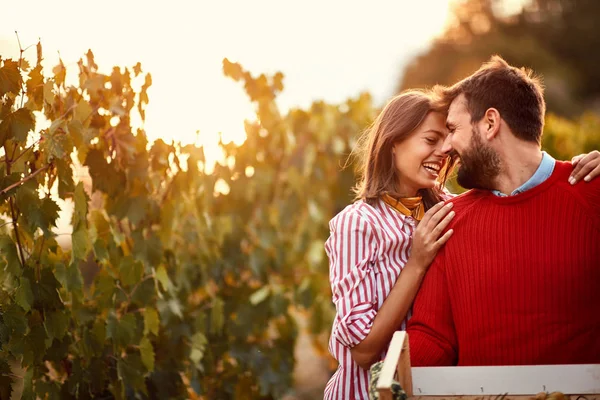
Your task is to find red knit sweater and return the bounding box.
[407,161,600,366]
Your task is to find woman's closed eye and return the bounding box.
[425,137,438,144]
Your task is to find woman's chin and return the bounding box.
[417,180,437,190]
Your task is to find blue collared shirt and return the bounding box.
[492,151,556,197]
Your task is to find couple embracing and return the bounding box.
[324,56,600,400]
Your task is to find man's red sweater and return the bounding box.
[407,161,600,366]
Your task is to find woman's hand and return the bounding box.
[410,202,455,270]
[570,150,600,184]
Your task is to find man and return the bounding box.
[406,56,600,366]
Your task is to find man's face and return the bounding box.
[444,94,501,190]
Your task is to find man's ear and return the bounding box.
[484,108,501,140]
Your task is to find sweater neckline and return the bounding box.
[474,161,566,204]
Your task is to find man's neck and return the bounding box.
[493,143,543,195]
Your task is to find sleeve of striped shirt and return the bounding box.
[406,250,458,366]
[326,210,379,349]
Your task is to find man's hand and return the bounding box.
[570,150,600,184]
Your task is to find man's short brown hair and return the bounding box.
[434,55,546,143]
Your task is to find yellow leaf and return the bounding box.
[155,265,172,292]
[143,307,159,336]
[139,337,155,372]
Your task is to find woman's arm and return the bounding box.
[350,201,455,369]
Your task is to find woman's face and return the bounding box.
[392,111,449,196]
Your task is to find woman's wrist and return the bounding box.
[404,256,428,276]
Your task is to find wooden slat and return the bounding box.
[411,364,600,396]
[377,331,414,397]
[377,331,600,399]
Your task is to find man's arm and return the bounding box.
[406,249,458,366]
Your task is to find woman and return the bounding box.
[323,90,600,400]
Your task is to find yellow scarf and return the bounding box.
[381,193,424,221]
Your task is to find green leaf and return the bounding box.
[0,235,21,278]
[0,108,35,145]
[56,157,75,199]
[139,336,155,372]
[14,276,34,312]
[143,307,159,336]
[71,227,91,262]
[32,268,63,309]
[44,310,69,341]
[120,256,143,287]
[3,303,27,337]
[117,354,146,392]
[42,120,73,161]
[0,59,21,97]
[25,323,50,364]
[21,366,33,400]
[72,182,89,227]
[0,172,22,202]
[54,262,83,292]
[126,196,148,226]
[131,278,156,307]
[210,297,224,335]
[28,196,60,236]
[107,312,140,349]
[117,353,147,394]
[93,238,109,261]
[190,332,207,366]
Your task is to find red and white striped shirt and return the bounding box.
[323,199,417,400]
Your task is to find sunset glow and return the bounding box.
[2,0,453,166]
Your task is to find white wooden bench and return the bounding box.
[377,331,600,400]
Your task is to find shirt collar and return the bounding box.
[492,151,556,197]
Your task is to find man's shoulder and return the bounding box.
[446,189,487,213]
[552,160,600,206]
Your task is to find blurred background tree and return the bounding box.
[400,0,600,118]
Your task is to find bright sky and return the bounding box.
[2,0,530,242]
[1,0,456,152]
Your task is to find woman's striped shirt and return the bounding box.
[323,198,417,400]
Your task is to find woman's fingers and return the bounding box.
[570,154,600,184]
[426,202,453,230]
[571,154,584,167]
[435,229,454,247]
[570,151,600,184]
[420,201,446,225]
[584,159,600,182]
[431,209,456,238]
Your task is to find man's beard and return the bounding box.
[456,127,501,190]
